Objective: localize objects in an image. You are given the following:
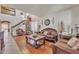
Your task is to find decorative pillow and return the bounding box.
[43,31,48,35]
[67,37,78,47]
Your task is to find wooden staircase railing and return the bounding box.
[11,20,27,36]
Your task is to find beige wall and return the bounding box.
[0,4,1,12]
[40,5,79,34]
[70,6,79,26]
[40,10,72,34]
[0,9,25,28]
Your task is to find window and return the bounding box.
[31,21,38,33]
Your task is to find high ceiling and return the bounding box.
[9,4,78,17]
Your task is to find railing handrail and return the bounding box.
[11,20,27,36]
[11,20,26,29]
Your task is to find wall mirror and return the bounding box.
[44,19,50,26]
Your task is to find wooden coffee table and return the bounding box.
[26,34,45,48]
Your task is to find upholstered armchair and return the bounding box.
[16,28,25,36]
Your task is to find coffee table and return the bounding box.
[26,34,45,48]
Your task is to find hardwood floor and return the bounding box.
[15,35,79,54]
[15,35,54,54]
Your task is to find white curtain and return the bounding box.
[31,21,38,33]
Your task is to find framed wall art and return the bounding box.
[1,4,16,16]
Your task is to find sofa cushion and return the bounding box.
[67,37,78,47]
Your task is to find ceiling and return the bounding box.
[9,4,78,17]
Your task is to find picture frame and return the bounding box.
[1,5,16,16]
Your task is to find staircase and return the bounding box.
[3,31,21,54]
[2,20,28,54]
[11,20,27,36]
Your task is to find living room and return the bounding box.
[0,4,79,54]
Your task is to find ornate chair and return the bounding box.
[40,28,58,43]
[16,28,25,36]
